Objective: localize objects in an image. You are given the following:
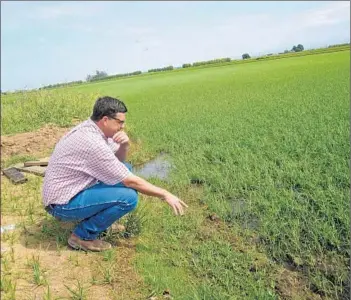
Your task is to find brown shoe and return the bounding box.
[68,233,112,252]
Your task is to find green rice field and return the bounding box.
[1,48,350,299]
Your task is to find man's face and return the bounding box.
[102,112,126,138]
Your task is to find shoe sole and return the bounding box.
[68,239,111,252]
[68,239,90,252]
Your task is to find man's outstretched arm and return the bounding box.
[122,174,188,215]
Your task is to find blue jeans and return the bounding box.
[46,163,138,240]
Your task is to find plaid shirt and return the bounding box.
[42,118,131,206]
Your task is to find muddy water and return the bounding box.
[133,153,171,181]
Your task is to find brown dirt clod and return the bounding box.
[1,124,71,159]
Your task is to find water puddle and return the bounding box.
[133,153,171,181]
[1,224,16,234]
[1,224,15,253]
[230,198,260,231]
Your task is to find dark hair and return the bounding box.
[91,96,128,121]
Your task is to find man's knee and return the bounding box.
[123,188,138,211]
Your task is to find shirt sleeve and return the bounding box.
[107,138,120,154]
[84,140,131,185]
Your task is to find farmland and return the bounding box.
[1,48,350,299]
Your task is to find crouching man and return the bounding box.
[42,96,188,251]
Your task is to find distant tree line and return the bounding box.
[87,70,142,82]
[181,58,231,68]
[243,44,305,61]
[39,70,143,90]
[86,70,108,82]
[148,65,174,73]
[39,80,83,90]
[6,43,348,93]
[328,42,350,48]
[192,57,231,66]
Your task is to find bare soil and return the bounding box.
[2,235,145,299]
[1,123,74,160]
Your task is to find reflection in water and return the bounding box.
[133,153,171,181]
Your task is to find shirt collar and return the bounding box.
[87,118,108,141]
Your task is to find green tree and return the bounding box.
[86,70,108,82]
[296,44,304,51]
[291,44,304,52]
[242,53,251,60]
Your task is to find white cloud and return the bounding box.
[183,1,351,57]
[1,1,107,31]
[296,1,350,28]
[28,2,106,20]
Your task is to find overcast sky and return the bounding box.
[1,1,350,91]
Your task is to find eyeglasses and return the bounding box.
[108,115,125,125]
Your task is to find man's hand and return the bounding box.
[162,192,188,216]
[113,131,129,145]
[122,175,189,216]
